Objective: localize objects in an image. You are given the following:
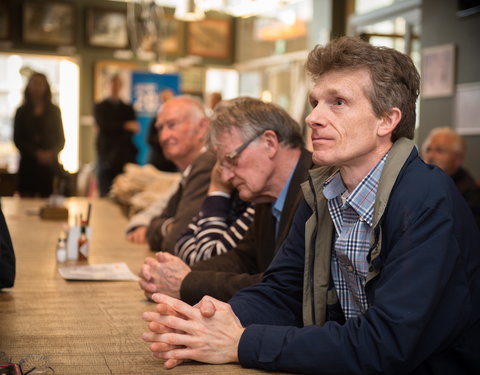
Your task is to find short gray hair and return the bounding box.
[160,95,207,118]
[421,126,466,156]
[208,97,303,149]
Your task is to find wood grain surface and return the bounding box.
[0,197,285,375]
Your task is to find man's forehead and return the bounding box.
[214,128,242,147]
[431,133,454,143]
[157,107,187,123]
[219,126,239,137]
[310,68,371,92]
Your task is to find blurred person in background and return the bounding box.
[13,72,65,197]
[94,74,139,197]
[421,126,480,227]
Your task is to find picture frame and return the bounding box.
[22,0,75,45]
[421,44,456,99]
[455,82,480,135]
[187,18,232,59]
[94,60,138,102]
[0,0,12,41]
[86,7,129,49]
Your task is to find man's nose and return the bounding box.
[305,105,325,129]
[159,128,171,143]
[221,166,234,182]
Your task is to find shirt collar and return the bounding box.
[323,153,388,226]
[181,147,207,184]
[272,162,296,222]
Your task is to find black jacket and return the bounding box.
[0,207,15,289]
[94,98,138,170]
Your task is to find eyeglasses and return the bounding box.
[425,146,457,156]
[222,132,262,169]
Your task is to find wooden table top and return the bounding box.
[0,197,285,375]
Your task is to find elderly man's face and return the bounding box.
[216,127,273,204]
[156,100,205,166]
[422,133,461,176]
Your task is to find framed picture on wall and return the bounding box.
[187,18,231,59]
[421,44,456,99]
[22,0,75,45]
[86,7,129,49]
[0,0,12,41]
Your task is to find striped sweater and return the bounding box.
[174,193,254,266]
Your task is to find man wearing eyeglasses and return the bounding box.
[421,126,480,227]
[126,96,215,251]
[138,97,314,304]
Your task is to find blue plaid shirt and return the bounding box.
[323,153,388,318]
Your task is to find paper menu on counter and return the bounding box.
[58,262,139,281]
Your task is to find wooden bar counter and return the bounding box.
[0,197,286,375]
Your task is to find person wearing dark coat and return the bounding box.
[94,74,139,197]
[13,72,65,197]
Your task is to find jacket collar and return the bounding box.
[302,137,415,226]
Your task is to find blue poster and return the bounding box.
[131,72,180,165]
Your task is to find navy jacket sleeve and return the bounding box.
[229,200,309,327]
[234,165,480,375]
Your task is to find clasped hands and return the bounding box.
[139,253,244,368]
[139,251,191,299]
[142,293,245,368]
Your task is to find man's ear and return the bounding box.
[378,107,401,137]
[198,117,209,139]
[262,129,280,158]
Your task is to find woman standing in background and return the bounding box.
[13,72,65,197]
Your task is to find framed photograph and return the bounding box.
[22,0,75,45]
[421,44,455,98]
[455,82,480,135]
[86,7,129,49]
[187,18,232,59]
[0,0,12,41]
[94,60,138,102]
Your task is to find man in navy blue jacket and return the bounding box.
[142,37,480,375]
